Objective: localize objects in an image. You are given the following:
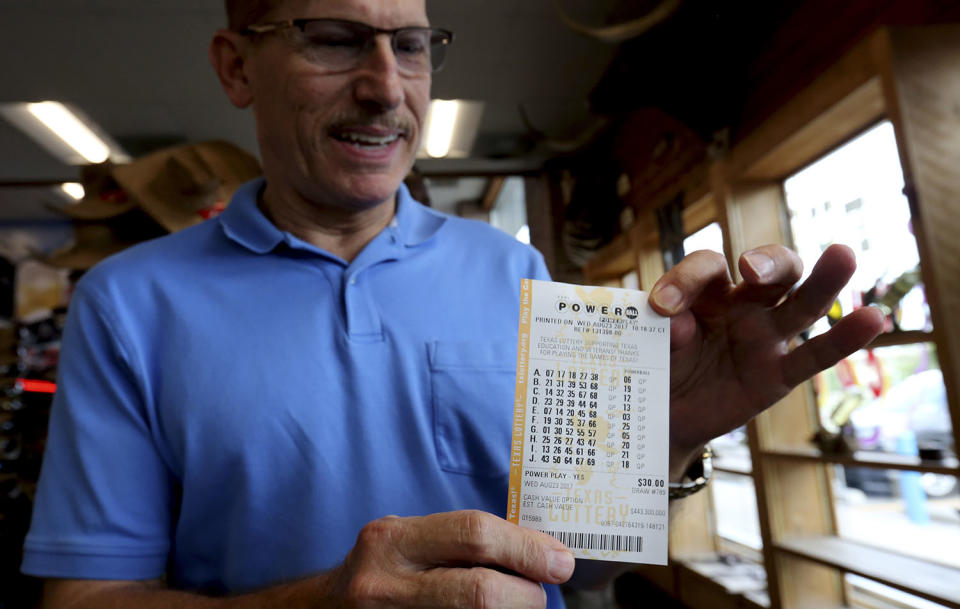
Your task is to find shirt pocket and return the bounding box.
[429,340,517,477]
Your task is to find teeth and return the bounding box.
[339,132,400,146]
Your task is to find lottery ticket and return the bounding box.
[507,279,670,564]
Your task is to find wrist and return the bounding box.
[668,445,713,500]
[317,563,351,609]
[669,443,705,482]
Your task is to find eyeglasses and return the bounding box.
[240,18,454,74]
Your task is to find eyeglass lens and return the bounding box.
[299,20,449,73]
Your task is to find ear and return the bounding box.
[209,29,254,108]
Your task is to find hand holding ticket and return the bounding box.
[504,246,884,576]
[508,279,670,565]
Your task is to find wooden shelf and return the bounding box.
[775,536,960,608]
[741,590,771,609]
[712,448,753,476]
[676,560,771,609]
[760,446,960,475]
[868,330,936,349]
[714,464,754,476]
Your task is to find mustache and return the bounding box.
[327,111,415,135]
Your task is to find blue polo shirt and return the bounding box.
[23,179,559,604]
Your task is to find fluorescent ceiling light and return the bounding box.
[425,100,459,158]
[0,101,129,165]
[27,102,110,163]
[420,99,484,159]
[60,182,85,201]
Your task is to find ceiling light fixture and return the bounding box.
[27,101,110,164]
[425,100,460,158]
[420,99,485,160]
[0,101,129,166]
[60,182,85,201]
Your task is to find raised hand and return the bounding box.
[648,244,885,476]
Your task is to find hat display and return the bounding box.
[44,210,167,270]
[44,222,137,271]
[41,140,261,271]
[57,162,135,220]
[112,141,261,233]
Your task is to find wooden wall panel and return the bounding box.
[884,25,960,458]
[668,486,717,559]
[525,174,583,284]
[774,554,845,609]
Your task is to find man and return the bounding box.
[23,0,884,607]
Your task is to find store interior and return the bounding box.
[2,1,959,608]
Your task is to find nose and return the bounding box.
[352,35,404,112]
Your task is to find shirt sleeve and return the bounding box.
[22,280,175,580]
[529,247,552,282]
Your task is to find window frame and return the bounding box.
[583,25,960,609]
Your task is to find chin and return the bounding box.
[328,172,406,210]
[354,162,412,192]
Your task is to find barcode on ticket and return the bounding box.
[541,530,643,553]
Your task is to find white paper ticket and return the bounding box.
[507,279,670,564]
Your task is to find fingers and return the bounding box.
[418,567,547,609]
[735,245,804,305]
[406,511,574,584]
[650,250,731,315]
[773,244,857,337]
[650,246,804,317]
[782,306,885,387]
[342,511,566,609]
[364,511,574,585]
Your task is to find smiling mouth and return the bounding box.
[332,131,402,149]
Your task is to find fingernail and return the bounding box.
[745,251,774,280]
[867,303,888,319]
[652,284,682,313]
[548,549,575,581]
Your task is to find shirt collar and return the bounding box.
[219,178,447,254]
[218,178,283,254]
[393,182,447,247]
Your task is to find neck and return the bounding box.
[258,183,397,263]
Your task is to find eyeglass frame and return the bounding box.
[238,18,455,73]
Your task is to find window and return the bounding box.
[683,221,724,257]
[580,28,960,608]
[713,470,763,550]
[621,270,639,290]
[846,574,953,609]
[784,120,952,462]
[488,176,530,243]
[834,464,960,569]
[784,122,931,337]
[784,121,957,583]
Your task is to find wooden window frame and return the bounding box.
[584,25,960,609]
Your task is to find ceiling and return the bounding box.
[8,1,953,225]
[0,0,627,221]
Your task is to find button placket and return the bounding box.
[343,269,383,341]
[341,227,406,341]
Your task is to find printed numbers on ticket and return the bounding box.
[507,279,670,565]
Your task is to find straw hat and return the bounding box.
[44,223,133,270]
[44,211,166,270]
[111,141,261,233]
[57,162,135,220]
